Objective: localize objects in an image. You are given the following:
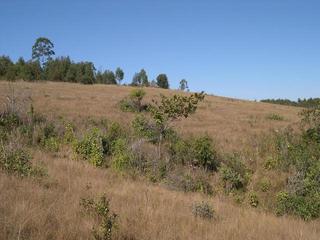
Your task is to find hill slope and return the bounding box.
[1,81,319,240]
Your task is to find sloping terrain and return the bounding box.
[1,81,319,240]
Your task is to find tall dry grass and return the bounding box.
[1,150,319,240]
[0,81,301,152]
[0,81,317,240]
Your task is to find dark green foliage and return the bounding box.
[32,37,55,66]
[80,195,117,240]
[115,67,124,85]
[0,146,32,177]
[261,98,320,109]
[276,191,320,220]
[219,153,251,192]
[132,115,157,141]
[131,69,149,86]
[44,56,71,81]
[156,74,169,89]
[192,202,215,220]
[96,70,117,85]
[271,106,320,220]
[0,145,45,178]
[179,79,188,91]
[119,89,147,112]
[0,55,14,79]
[192,136,219,171]
[169,135,219,171]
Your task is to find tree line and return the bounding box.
[0,37,191,90]
[261,98,320,108]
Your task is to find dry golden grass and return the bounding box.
[1,81,317,240]
[1,150,319,240]
[0,81,301,152]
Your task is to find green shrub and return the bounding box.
[259,178,271,192]
[192,136,219,171]
[166,173,213,195]
[169,138,192,165]
[0,144,45,177]
[192,201,215,220]
[44,137,60,152]
[266,113,284,121]
[132,114,157,141]
[219,154,251,192]
[119,89,147,112]
[248,192,259,207]
[63,122,75,144]
[276,191,320,220]
[80,194,117,240]
[111,138,131,171]
[102,122,126,155]
[74,128,105,167]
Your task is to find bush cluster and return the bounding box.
[80,194,117,240]
[219,153,251,192]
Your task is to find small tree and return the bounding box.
[156,74,169,89]
[131,69,149,86]
[149,92,205,158]
[179,79,189,91]
[32,37,55,67]
[115,67,124,85]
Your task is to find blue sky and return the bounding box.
[0,0,319,100]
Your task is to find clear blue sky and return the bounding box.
[0,0,319,100]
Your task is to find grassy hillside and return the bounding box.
[0,81,300,151]
[1,81,319,240]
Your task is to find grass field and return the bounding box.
[1,81,319,240]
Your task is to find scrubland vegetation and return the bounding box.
[0,79,319,239]
[0,36,319,239]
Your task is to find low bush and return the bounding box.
[276,191,320,220]
[73,128,105,167]
[0,144,45,177]
[192,201,215,220]
[192,136,219,171]
[80,194,117,240]
[259,178,271,192]
[111,138,132,171]
[119,89,147,112]
[170,135,219,171]
[266,113,284,121]
[219,153,251,192]
[166,172,213,195]
[248,192,259,207]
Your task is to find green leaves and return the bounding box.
[32,37,55,66]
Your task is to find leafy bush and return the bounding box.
[73,128,104,167]
[192,201,215,220]
[33,122,61,152]
[63,122,75,144]
[119,89,147,112]
[80,194,117,240]
[219,154,251,192]
[0,144,45,177]
[170,135,219,171]
[248,192,259,207]
[111,138,132,171]
[259,178,271,192]
[132,114,157,141]
[266,113,284,121]
[166,173,213,195]
[192,136,219,171]
[276,191,320,220]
